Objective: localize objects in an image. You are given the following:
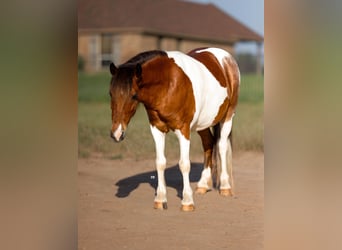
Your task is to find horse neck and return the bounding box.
[136,57,171,107]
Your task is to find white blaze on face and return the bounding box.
[113,124,123,141]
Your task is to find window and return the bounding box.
[101,34,112,67]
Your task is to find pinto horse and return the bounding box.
[109,47,240,211]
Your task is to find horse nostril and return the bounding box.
[120,131,126,141]
[110,129,125,142]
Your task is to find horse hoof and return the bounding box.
[195,187,208,195]
[181,204,195,212]
[154,201,168,210]
[219,189,233,197]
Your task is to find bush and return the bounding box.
[236,53,257,74]
[78,55,85,71]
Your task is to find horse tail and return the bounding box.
[227,128,234,190]
[212,123,221,188]
[223,55,240,102]
[222,54,239,191]
[212,123,234,190]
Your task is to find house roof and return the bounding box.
[78,0,263,43]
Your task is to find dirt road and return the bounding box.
[78,151,263,250]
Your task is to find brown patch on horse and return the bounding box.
[188,48,240,124]
[187,49,227,88]
[222,56,240,121]
[212,66,239,123]
[132,55,195,140]
[197,128,214,168]
[212,97,230,125]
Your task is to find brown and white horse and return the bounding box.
[109,47,240,211]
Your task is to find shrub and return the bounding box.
[78,55,85,71]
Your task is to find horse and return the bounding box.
[109,47,240,211]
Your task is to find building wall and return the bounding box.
[78,32,236,71]
[78,35,89,59]
[141,35,159,51]
[78,34,101,71]
[180,40,234,55]
[159,37,180,51]
[119,33,143,63]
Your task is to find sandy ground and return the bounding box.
[78,151,263,250]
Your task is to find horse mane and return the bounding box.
[112,50,167,89]
[124,50,167,65]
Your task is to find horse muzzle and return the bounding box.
[110,124,126,142]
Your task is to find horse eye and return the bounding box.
[132,93,137,100]
[109,92,112,97]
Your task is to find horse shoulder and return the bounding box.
[139,55,196,138]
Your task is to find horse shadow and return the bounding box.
[115,162,204,199]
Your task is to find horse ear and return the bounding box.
[110,62,117,75]
[135,63,142,79]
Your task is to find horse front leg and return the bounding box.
[150,125,167,210]
[175,129,194,211]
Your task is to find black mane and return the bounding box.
[123,50,167,66]
[111,50,167,89]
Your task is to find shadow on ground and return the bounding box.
[115,163,204,199]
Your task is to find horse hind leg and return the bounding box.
[196,128,215,194]
[217,118,234,197]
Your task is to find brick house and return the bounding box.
[78,0,263,71]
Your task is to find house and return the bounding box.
[78,0,263,71]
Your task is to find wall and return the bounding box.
[78,31,236,71]
[180,40,234,55]
[78,34,101,71]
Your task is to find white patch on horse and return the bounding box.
[195,47,232,68]
[166,51,228,131]
[197,47,241,86]
[218,118,233,190]
[174,129,193,206]
[197,167,212,189]
[150,125,167,203]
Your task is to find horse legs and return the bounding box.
[150,125,167,209]
[218,118,234,196]
[175,129,194,211]
[195,128,214,194]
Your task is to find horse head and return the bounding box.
[109,62,142,142]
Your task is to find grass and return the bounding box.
[239,74,264,103]
[78,72,111,103]
[78,72,264,159]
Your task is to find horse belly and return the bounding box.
[193,85,228,131]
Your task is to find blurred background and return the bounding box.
[3,0,342,249]
[78,0,264,159]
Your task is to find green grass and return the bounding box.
[78,72,111,103]
[78,72,264,159]
[238,74,264,103]
[234,74,264,151]
[234,102,264,151]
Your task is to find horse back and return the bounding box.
[187,47,240,103]
[167,48,240,130]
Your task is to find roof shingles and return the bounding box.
[78,0,263,42]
